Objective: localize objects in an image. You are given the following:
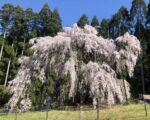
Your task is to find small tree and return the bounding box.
[0,85,12,106]
[29,78,54,110]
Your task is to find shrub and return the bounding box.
[0,85,12,107]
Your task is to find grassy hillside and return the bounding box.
[1,104,150,120]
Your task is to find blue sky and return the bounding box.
[0,0,149,27]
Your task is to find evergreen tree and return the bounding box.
[0,42,17,85]
[131,22,150,97]
[0,4,17,86]
[130,2,147,89]
[143,28,150,93]
[29,13,39,38]
[20,8,36,56]
[131,0,150,96]
[3,44,16,86]
[98,18,110,38]
[25,8,37,38]
[77,14,89,28]
[0,4,14,60]
[49,8,62,36]
[147,2,150,27]
[134,22,145,42]
[130,0,147,32]
[8,6,27,56]
[91,16,99,27]
[39,3,52,36]
[109,6,130,38]
[119,6,130,35]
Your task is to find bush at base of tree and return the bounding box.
[0,85,12,107]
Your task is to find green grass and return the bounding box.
[1,104,150,120]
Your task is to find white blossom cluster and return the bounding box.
[8,24,141,111]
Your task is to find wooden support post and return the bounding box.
[46,109,49,120]
[78,103,81,120]
[123,78,128,104]
[96,97,100,120]
[15,107,18,120]
[140,55,148,117]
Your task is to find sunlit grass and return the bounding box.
[1,104,150,120]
